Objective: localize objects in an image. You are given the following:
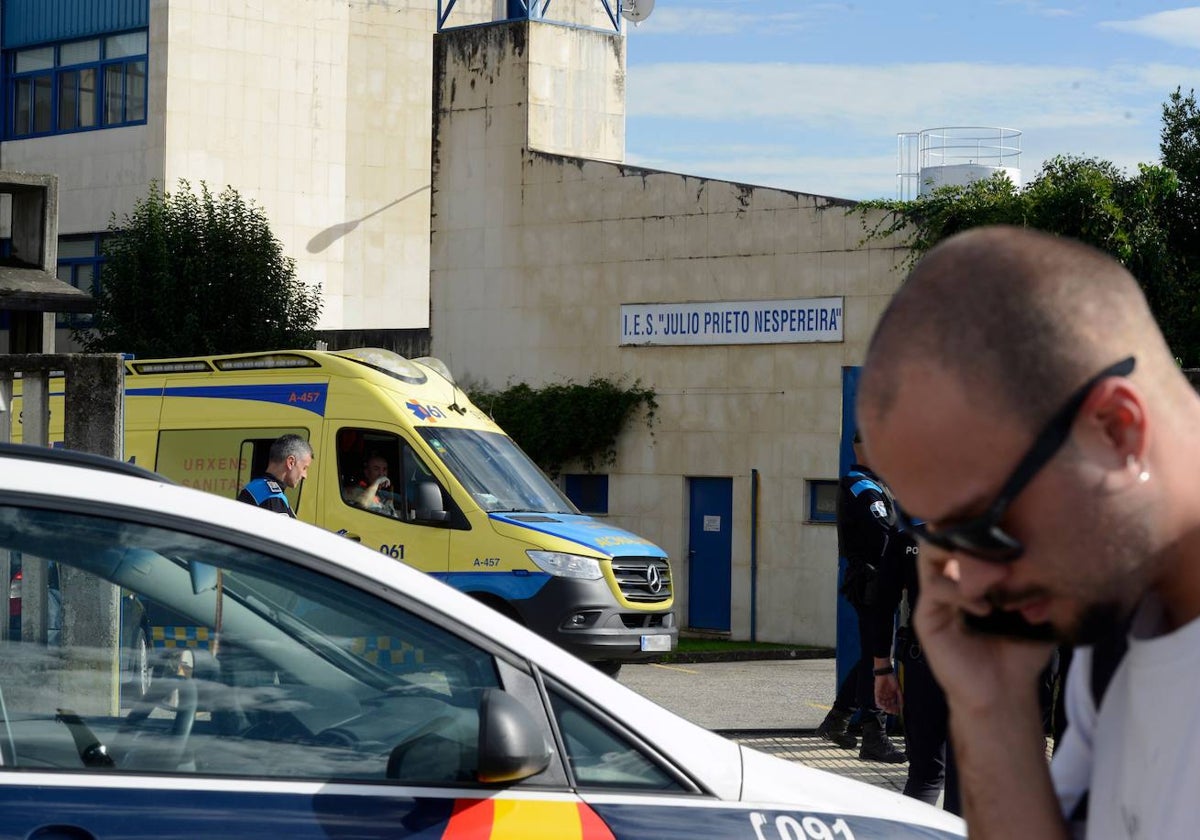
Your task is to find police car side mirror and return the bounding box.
[476,688,552,784]
[188,560,220,595]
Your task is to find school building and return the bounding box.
[0,0,906,647]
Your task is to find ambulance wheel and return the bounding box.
[593,661,622,678]
[471,593,522,624]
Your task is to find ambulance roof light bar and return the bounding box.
[130,361,213,374]
[214,354,319,371]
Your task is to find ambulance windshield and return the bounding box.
[417,428,576,514]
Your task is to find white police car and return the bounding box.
[0,444,965,839]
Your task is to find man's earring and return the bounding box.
[1128,454,1150,483]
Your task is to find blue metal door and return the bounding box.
[687,477,733,631]
[836,367,861,688]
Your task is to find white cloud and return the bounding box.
[995,0,1077,19]
[1135,62,1200,93]
[626,132,1161,201]
[630,5,841,36]
[624,148,901,200]
[623,60,1182,199]
[1099,7,1200,50]
[621,4,1190,201]
[626,61,1196,133]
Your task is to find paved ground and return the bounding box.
[725,731,908,794]
[618,659,910,793]
[619,658,840,729]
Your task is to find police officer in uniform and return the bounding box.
[237,434,314,518]
[869,516,961,813]
[815,430,907,764]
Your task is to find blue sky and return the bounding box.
[621,1,1200,200]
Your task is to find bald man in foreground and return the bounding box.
[857,226,1200,839]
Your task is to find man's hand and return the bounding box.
[875,672,902,714]
[914,550,1054,712]
[916,548,1069,838]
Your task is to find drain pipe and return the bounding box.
[750,468,760,642]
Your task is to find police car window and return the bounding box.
[0,504,500,784]
[547,687,682,791]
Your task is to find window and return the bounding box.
[151,428,310,505]
[563,474,609,514]
[336,427,454,525]
[56,233,106,327]
[7,30,147,138]
[417,427,575,514]
[808,480,839,523]
[0,504,502,783]
[237,434,311,511]
[547,685,682,791]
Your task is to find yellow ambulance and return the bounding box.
[16,347,675,672]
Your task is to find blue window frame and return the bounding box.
[808,479,838,523]
[56,233,105,327]
[563,474,609,515]
[7,29,146,138]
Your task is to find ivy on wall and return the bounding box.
[468,378,657,477]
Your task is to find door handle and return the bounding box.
[336,529,361,542]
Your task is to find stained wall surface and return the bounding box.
[430,21,906,646]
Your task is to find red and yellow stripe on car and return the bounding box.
[441,798,614,840]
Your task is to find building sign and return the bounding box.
[619,298,844,346]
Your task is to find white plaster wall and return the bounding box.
[1,3,171,235]
[161,0,520,332]
[9,0,503,337]
[527,23,624,162]
[1,125,163,236]
[5,0,613,340]
[158,0,351,328]
[430,21,908,646]
[157,0,508,332]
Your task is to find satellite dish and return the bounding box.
[620,0,654,24]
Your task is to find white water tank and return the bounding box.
[896,126,1021,199]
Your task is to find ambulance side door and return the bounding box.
[324,425,459,573]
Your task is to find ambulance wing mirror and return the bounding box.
[413,481,448,523]
[476,688,552,784]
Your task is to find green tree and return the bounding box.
[857,104,1195,361]
[1159,88,1200,364]
[1161,87,1200,249]
[76,180,323,357]
[860,156,1176,274]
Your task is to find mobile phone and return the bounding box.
[962,609,1057,642]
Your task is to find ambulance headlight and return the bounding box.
[527,551,603,580]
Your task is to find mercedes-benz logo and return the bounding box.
[645,564,663,594]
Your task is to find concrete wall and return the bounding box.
[1,127,162,239]
[2,0,503,341]
[430,20,906,647]
[527,19,624,162]
[2,0,624,348]
[155,0,455,332]
[156,0,350,328]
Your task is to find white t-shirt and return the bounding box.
[1051,596,1200,839]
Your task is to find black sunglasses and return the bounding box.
[895,356,1137,563]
